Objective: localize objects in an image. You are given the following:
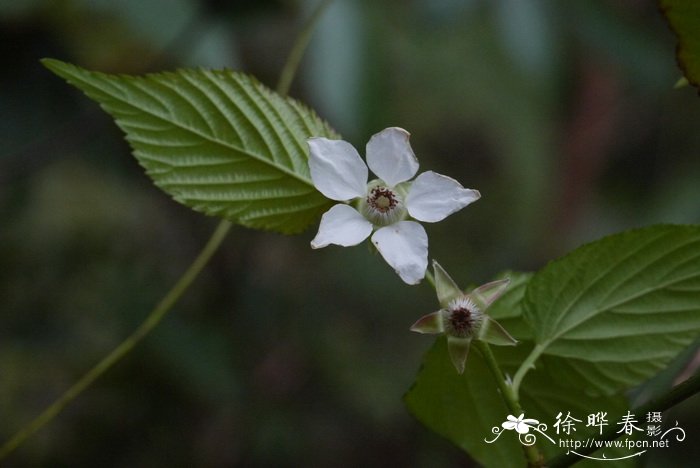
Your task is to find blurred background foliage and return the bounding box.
[1,0,699,466]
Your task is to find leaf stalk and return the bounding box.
[0,220,232,459]
[475,341,544,467]
[0,0,331,458]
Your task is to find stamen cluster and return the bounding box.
[410,260,517,373]
[361,184,405,225]
[445,297,482,338]
[368,186,398,213]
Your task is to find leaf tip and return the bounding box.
[40,57,62,70]
[40,58,74,79]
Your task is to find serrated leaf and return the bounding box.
[406,277,630,468]
[476,272,632,395]
[660,0,700,89]
[524,225,700,393]
[42,59,337,234]
[405,337,524,468]
[406,268,695,466]
[486,271,534,341]
[496,348,630,467]
[514,359,631,468]
[405,273,532,466]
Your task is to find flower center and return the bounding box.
[368,187,398,213]
[359,181,407,226]
[449,308,472,335]
[445,297,482,338]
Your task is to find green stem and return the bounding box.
[276,0,333,97]
[474,342,522,418]
[0,0,331,459]
[511,342,547,398]
[425,265,542,466]
[0,220,232,460]
[424,269,436,289]
[475,341,543,467]
[547,371,700,467]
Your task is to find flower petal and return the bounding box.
[515,423,531,434]
[502,421,518,430]
[447,336,471,374]
[406,171,481,223]
[308,137,368,201]
[472,278,510,308]
[310,204,373,248]
[409,310,445,334]
[371,221,428,285]
[366,127,419,186]
[432,260,463,308]
[478,316,518,346]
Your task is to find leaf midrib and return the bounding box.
[49,60,316,188]
[536,229,693,346]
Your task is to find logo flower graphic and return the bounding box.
[308,127,480,285]
[485,413,555,446]
[502,414,540,434]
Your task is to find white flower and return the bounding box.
[308,127,480,285]
[502,414,540,434]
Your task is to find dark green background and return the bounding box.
[2,0,699,466]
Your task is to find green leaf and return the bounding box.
[406,272,631,467]
[405,272,531,466]
[486,271,534,341]
[524,225,700,394]
[496,347,631,467]
[405,337,524,468]
[42,59,337,234]
[660,0,700,89]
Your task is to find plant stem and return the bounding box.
[547,370,700,467]
[0,0,331,459]
[276,0,334,97]
[424,269,436,289]
[511,342,547,397]
[424,265,542,466]
[475,341,543,467]
[0,220,232,459]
